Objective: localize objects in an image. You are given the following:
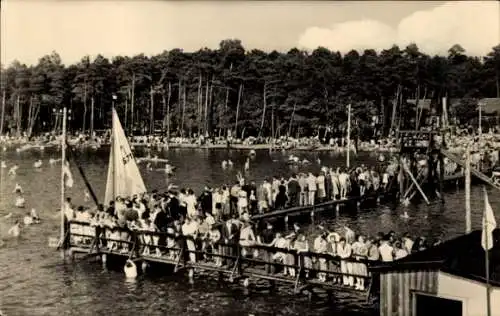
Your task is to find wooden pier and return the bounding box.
[67,221,378,301]
[250,169,466,223]
[251,194,383,222]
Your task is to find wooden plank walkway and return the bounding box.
[66,222,376,299]
[251,196,370,221]
[250,170,473,222]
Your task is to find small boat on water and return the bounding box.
[104,108,147,204]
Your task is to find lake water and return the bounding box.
[1,146,499,316]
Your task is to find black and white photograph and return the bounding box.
[1,1,500,315]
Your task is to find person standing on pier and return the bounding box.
[185,189,198,219]
[324,169,332,201]
[256,183,268,214]
[378,236,394,262]
[298,173,308,206]
[316,172,326,203]
[307,173,317,205]
[366,237,380,261]
[287,174,300,207]
[313,232,328,282]
[178,189,188,219]
[338,169,350,200]
[351,235,368,290]
[337,237,353,287]
[230,181,240,216]
[212,189,223,220]
[271,176,280,207]
[258,221,275,273]
[198,187,213,215]
[262,179,272,209]
[274,181,288,210]
[182,216,199,263]
[330,168,340,201]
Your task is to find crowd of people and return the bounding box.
[66,167,441,289]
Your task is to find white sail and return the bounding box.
[104,109,147,204]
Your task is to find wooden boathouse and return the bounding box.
[371,229,500,316]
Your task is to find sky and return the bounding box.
[1,1,499,66]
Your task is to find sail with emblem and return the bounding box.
[104,108,147,204]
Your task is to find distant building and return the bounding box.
[407,99,432,110]
[372,230,500,316]
[478,98,500,115]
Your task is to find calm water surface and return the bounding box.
[1,146,499,316]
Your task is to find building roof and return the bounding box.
[478,98,500,114]
[371,229,500,287]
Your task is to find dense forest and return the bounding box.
[1,40,499,139]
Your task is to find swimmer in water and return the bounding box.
[24,213,33,226]
[84,189,91,202]
[13,183,23,194]
[8,164,18,176]
[30,208,40,223]
[8,220,21,237]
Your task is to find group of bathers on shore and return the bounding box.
[66,167,439,289]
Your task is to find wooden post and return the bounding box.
[60,108,67,257]
[347,104,351,168]
[403,160,430,204]
[0,90,5,135]
[465,147,471,233]
[442,96,448,130]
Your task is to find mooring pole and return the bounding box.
[60,107,67,258]
[346,103,351,168]
[465,146,471,233]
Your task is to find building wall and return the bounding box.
[379,270,439,316]
[437,271,500,316]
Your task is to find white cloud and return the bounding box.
[298,1,500,56]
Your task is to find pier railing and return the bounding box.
[68,220,377,294]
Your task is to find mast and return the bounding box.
[60,107,67,256]
[112,107,116,202]
[112,95,117,202]
[465,146,471,233]
[346,103,351,168]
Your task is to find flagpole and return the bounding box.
[347,103,351,169]
[465,146,471,233]
[60,107,67,258]
[112,95,116,202]
[479,103,482,138]
[486,246,491,316]
[483,186,492,316]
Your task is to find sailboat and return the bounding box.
[104,108,147,205]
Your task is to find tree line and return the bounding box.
[1,39,499,139]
